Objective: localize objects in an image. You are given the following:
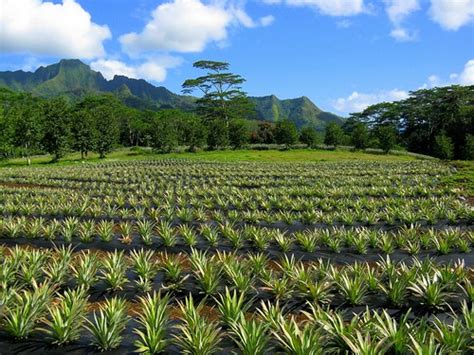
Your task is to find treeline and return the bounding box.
[1,84,472,163]
[349,85,474,160]
[0,88,317,162]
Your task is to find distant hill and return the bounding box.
[0,59,343,128]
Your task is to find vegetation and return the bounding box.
[0,158,471,352]
[351,85,474,159]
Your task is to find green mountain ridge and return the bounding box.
[0,59,343,128]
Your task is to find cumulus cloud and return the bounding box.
[120,0,274,55]
[333,59,474,114]
[332,89,409,113]
[429,0,474,30]
[120,0,231,54]
[384,0,420,41]
[458,59,474,85]
[284,0,365,16]
[422,59,474,88]
[90,56,182,82]
[0,0,110,58]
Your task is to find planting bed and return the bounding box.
[0,160,473,354]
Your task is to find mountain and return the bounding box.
[250,95,342,129]
[0,59,343,128]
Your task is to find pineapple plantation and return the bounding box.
[0,159,473,354]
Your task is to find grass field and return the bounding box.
[0,147,421,168]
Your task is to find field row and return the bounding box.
[1,245,473,353]
[0,219,472,256]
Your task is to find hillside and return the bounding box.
[0,59,343,128]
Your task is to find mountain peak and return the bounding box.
[0,59,343,127]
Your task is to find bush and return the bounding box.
[324,122,344,147]
[463,134,474,160]
[275,120,298,147]
[433,132,454,160]
[299,127,318,148]
[377,125,397,153]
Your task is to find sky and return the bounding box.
[0,0,473,115]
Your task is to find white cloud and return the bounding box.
[421,59,474,88]
[333,59,474,113]
[332,89,409,113]
[384,0,420,41]
[429,0,474,30]
[120,0,274,55]
[390,27,417,41]
[90,57,182,82]
[0,0,110,58]
[120,0,231,54]
[458,59,474,85]
[284,0,365,16]
[259,15,276,26]
[384,0,420,24]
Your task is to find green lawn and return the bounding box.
[0,147,421,168]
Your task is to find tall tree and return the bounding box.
[95,105,119,159]
[41,97,71,162]
[299,126,318,148]
[182,60,254,125]
[324,122,344,147]
[229,119,250,149]
[351,123,369,149]
[275,119,298,147]
[377,125,397,153]
[71,109,96,160]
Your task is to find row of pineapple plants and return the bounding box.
[2,246,473,309]
[0,217,472,255]
[1,282,473,353]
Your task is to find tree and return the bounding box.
[433,132,454,160]
[299,126,318,148]
[377,125,397,153]
[182,60,254,125]
[207,118,229,149]
[275,119,298,147]
[353,85,474,159]
[250,122,276,144]
[229,119,249,149]
[13,101,43,165]
[351,123,369,149]
[71,109,96,160]
[180,114,207,152]
[42,98,71,162]
[324,122,344,147]
[0,104,15,159]
[150,110,180,153]
[95,105,119,158]
[464,134,474,160]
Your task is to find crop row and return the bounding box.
[1,246,473,353]
[1,245,473,307]
[0,218,472,255]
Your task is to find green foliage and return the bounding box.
[182,60,253,124]
[275,119,298,147]
[353,85,474,159]
[150,110,180,153]
[207,118,229,150]
[41,97,71,162]
[299,126,318,147]
[464,134,474,160]
[433,132,454,160]
[351,123,369,149]
[377,125,397,153]
[229,119,250,149]
[324,122,344,147]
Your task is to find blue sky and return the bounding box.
[1,0,473,115]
